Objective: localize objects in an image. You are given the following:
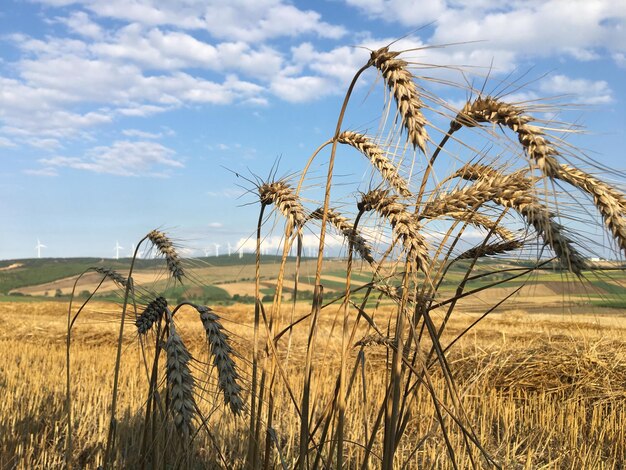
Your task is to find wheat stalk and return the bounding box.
[135,296,167,334]
[147,230,184,281]
[259,180,307,229]
[369,47,429,153]
[358,189,429,270]
[166,321,196,441]
[337,131,412,197]
[373,283,433,305]
[197,305,244,415]
[310,207,375,265]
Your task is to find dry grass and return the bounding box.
[2,301,626,468]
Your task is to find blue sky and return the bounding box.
[1,0,624,260]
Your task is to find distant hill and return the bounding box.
[2,256,623,309]
[0,254,307,294]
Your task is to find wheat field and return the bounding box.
[1,299,625,469]
[3,43,626,469]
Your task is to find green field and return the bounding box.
[1,256,624,311]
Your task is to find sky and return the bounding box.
[1,0,625,260]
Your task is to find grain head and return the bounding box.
[259,180,306,230]
[338,131,412,197]
[147,230,185,282]
[197,305,243,415]
[310,207,375,265]
[369,47,429,153]
[165,321,196,441]
[135,296,167,334]
[359,189,429,270]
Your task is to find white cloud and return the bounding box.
[270,74,334,102]
[122,129,162,139]
[539,74,613,105]
[66,0,204,29]
[24,167,59,177]
[613,52,626,68]
[438,2,625,59]
[346,1,626,70]
[208,222,223,228]
[28,138,63,150]
[0,136,17,148]
[91,27,286,77]
[0,40,266,138]
[116,104,171,117]
[38,140,184,176]
[56,11,103,39]
[5,0,621,150]
[236,233,347,254]
[291,42,369,82]
[346,0,447,26]
[36,0,346,42]
[202,1,346,42]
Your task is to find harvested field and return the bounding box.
[2,301,625,469]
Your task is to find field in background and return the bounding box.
[1,261,625,468]
[2,256,625,309]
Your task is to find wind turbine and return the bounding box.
[203,248,211,257]
[227,242,232,257]
[214,243,221,257]
[35,239,46,259]
[114,241,123,260]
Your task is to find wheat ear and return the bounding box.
[444,211,515,241]
[456,239,524,260]
[147,230,184,281]
[451,96,559,171]
[446,211,515,240]
[197,305,244,415]
[359,189,429,269]
[450,99,626,253]
[450,162,508,182]
[93,266,129,287]
[423,172,586,273]
[517,203,587,273]
[486,173,587,274]
[369,47,429,153]
[547,164,626,253]
[338,131,412,197]
[135,296,167,334]
[259,180,306,229]
[166,321,196,440]
[310,207,375,265]
[422,173,533,217]
[355,333,396,348]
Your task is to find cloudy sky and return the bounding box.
[1,0,624,259]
